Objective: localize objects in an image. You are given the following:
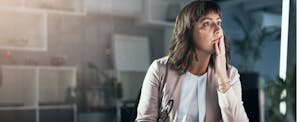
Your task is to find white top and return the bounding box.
[177,72,207,122]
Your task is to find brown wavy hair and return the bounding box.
[168,0,231,74]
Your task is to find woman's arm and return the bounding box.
[213,34,249,122]
[217,67,249,122]
[135,60,161,122]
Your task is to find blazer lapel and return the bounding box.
[166,70,185,121]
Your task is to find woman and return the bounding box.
[136,1,249,122]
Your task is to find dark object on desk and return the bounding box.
[121,101,136,122]
[240,72,262,122]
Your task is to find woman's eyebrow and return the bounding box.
[199,17,222,22]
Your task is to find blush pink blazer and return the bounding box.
[136,57,249,122]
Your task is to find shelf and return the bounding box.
[0,0,86,15]
[137,19,174,28]
[25,0,85,15]
[0,105,77,122]
[39,104,76,109]
[0,65,77,106]
[86,0,142,18]
[0,8,47,51]
[78,106,116,113]
[0,104,75,110]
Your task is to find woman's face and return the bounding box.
[192,12,223,54]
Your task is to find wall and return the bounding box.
[0,0,165,94]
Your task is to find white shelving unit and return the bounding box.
[0,65,77,122]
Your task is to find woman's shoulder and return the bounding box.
[148,56,169,76]
[153,56,169,66]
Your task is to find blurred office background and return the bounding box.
[0,0,295,122]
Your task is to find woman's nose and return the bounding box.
[214,24,222,37]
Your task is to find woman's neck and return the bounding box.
[188,50,211,76]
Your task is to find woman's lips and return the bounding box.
[212,38,219,44]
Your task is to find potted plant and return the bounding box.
[265,66,295,122]
[232,14,281,72]
[78,62,121,111]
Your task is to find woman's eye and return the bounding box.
[203,22,210,27]
[217,21,222,26]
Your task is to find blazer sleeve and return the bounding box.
[217,66,249,122]
[135,60,162,122]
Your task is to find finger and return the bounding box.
[214,43,220,56]
[219,36,225,54]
